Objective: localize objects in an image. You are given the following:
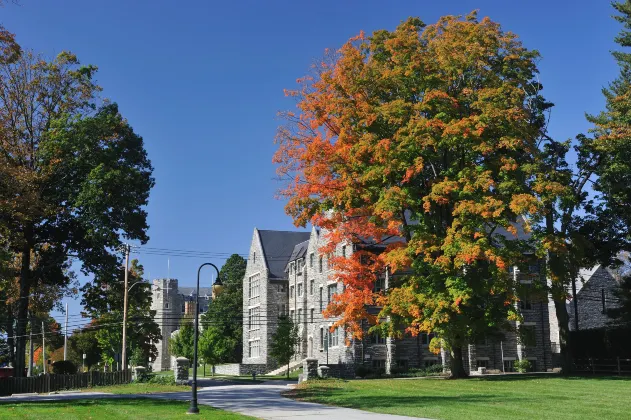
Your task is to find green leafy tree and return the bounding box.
[269,315,300,379]
[200,254,246,366]
[81,259,161,367]
[130,347,147,368]
[169,316,195,361]
[531,1,631,373]
[0,41,154,376]
[67,326,100,371]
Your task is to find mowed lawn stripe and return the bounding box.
[285,376,631,420]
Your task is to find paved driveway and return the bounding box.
[0,380,429,420]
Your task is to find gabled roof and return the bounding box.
[257,230,311,279]
[288,240,310,264]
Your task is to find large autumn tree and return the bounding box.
[0,43,154,376]
[274,13,557,377]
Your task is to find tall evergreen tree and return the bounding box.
[269,315,300,379]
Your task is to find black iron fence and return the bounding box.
[0,370,132,396]
[574,358,631,375]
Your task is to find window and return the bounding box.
[519,325,536,348]
[420,333,436,346]
[319,256,323,273]
[248,340,260,358]
[310,280,315,295]
[320,327,324,349]
[319,287,323,312]
[327,284,338,302]
[277,304,287,317]
[372,359,386,369]
[527,359,537,372]
[253,252,256,263]
[396,360,408,369]
[297,259,304,274]
[290,286,294,299]
[477,359,488,369]
[342,245,346,258]
[370,332,387,345]
[248,307,260,331]
[298,283,303,297]
[248,273,260,304]
[328,327,339,347]
[297,308,302,324]
[310,308,314,323]
[503,360,515,372]
[475,336,489,346]
[373,278,385,293]
[290,310,294,320]
[310,253,314,267]
[165,303,169,309]
[181,304,185,313]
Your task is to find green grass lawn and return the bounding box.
[82,382,189,394]
[0,399,253,419]
[285,375,631,420]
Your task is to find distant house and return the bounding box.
[568,265,622,331]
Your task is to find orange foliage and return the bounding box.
[274,12,554,339]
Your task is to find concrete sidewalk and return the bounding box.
[0,381,430,420]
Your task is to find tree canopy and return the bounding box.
[274,12,554,377]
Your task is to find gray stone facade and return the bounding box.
[241,226,557,375]
[150,278,211,371]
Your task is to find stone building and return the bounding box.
[242,225,555,375]
[241,229,311,373]
[150,278,211,371]
[567,265,622,331]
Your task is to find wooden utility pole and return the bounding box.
[63,302,68,360]
[42,321,45,374]
[121,244,131,371]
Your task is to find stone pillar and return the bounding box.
[303,358,318,381]
[386,337,396,375]
[133,366,146,381]
[175,357,189,385]
[318,365,330,379]
[468,344,477,374]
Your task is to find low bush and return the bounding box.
[514,359,532,373]
[134,373,175,385]
[52,360,77,375]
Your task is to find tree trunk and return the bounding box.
[6,311,15,370]
[287,361,290,379]
[553,295,574,373]
[15,242,32,378]
[449,345,468,378]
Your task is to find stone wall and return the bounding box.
[213,363,268,376]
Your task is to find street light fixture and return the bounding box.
[187,262,222,415]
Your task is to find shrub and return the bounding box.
[52,360,77,375]
[135,373,176,385]
[514,359,532,373]
[355,366,372,378]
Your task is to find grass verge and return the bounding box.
[0,398,253,419]
[284,375,631,420]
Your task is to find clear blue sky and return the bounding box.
[2,0,620,326]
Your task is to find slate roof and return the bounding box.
[178,287,212,297]
[288,240,310,264]
[258,230,311,279]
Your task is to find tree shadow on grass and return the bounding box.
[474,374,631,382]
[287,385,551,411]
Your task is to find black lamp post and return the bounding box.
[187,262,222,415]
